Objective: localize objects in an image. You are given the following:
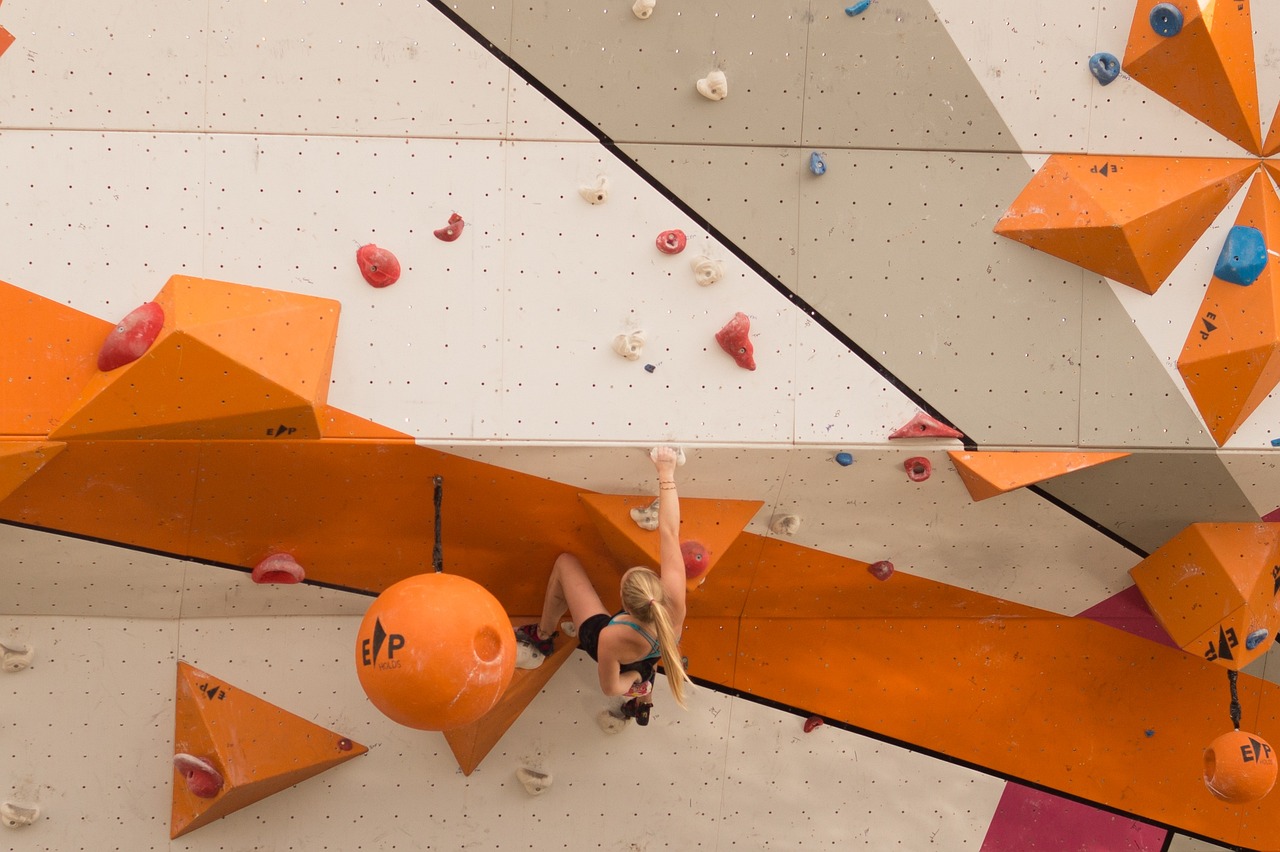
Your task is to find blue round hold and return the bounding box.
[1088,52,1120,86]
[809,151,827,176]
[1149,3,1183,37]
[835,452,854,466]
[1246,628,1270,651]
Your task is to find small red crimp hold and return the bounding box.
[867,560,895,581]
[98,302,164,372]
[682,540,709,581]
[173,753,224,799]
[251,553,305,585]
[656,229,687,254]
[803,715,825,733]
[889,411,963,440]
[715,311,756,371]
[434,213,465,242]
[904,457,931,482]
[356,244,401,288]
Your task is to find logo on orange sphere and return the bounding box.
[359,618,404,670]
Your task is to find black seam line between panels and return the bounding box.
[688,675,1261,852]
[426,2,1151,560]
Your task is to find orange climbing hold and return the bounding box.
[355,573,516,731]
[947,450,1129,502]
[1178,173,1280,445]
[171,661,366,838]
[995,155,1256,294]
[1123,0,1261,155]
[1204,729,1278,803]
[1130,523,1280,671]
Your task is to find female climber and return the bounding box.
[515,446,692,723]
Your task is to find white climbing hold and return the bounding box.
[516,766,553,796]
[579,175,610,205]
[560,620,578,637]
[632,0,655,19]
[0,642,33,673]
[769,514,802,536]
[691,255,724,287]
[515,643,545,670]
[597,708,629,734]
[649,445,686,466]
[0,802,39,828]
[630,498,660,531]
[613,330,645,361]
[696,69,728,101]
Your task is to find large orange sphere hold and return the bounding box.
[1203,729,1278,803]
[355,573,516,731]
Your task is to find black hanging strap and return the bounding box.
[1228,668,1241,731]
[432,475,444,573]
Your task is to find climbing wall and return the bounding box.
[2,0,1280,850]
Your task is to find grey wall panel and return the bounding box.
[1037,451,1260,555]
[796,149,1081,446]
[804,0,1016,152]
[1079,277,1216,449]
[442,0,514,55]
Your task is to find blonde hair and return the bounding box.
[620,567,691,707]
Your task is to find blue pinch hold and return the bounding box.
[1246,628,1270,651]
[1271,437,1280,447]
[835,452,854,466]
[1088,52,1121,86]
[809,151,827,176]
[1215,225,1268,286]
[845,0,871,17]
[1149,3,1183,37]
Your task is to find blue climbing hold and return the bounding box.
[1246,628,1270,651]
[809,151,827,176]
[835,452,854,466]
[1272,437,1280,447]
[1149,3,1183,37]
[845,0,871,17]
[1214,225,1268,286]
[644,363,656,373]
[1088,52,1121,86]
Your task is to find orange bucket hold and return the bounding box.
[355,573,516,731]
[1203,729,1278,803]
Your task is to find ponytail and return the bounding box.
[621,568,692,708]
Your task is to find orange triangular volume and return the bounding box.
[888,411,964,439]
[0,281,114,437]
[1178,174,1280,445]
[995,155,1257,294]
[0,441,64,502]
[0,25,13,59]
[947,450,1129,502]
[1264,101,1280,157]
[444,621,580,775]
[1123,0,1261,154]
[171,661,367,838]
[317,405,415,440]
[578,493,763,591]
[50,276,341,441]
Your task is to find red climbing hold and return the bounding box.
[251,553,305,585]
[434,213,465,242]
[356,244,401,288]
[867,560,895,581]
[715,312,756,371]
[803,715,825,733]
[904,457,932,482]
[656,229,687,254]
[98,302,165,372]
[173,754,224,799]
[681,540,709,581]
[888,411,963,440]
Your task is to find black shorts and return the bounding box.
[576,612,658,682]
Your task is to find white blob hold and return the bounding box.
[769,514,801,536]
[560,621,578,637]
[515,644,545,670]
[649,445,686,466]
[579,175,610,205]
[691,255,724,286]
[597,709,629,734]
[516,766,553,796]
[613,330,645,361]
[696,69,728,101]
[630,498,660,531]
[632,0,655,19]
[0,642,33,673]
[0,802,39,828]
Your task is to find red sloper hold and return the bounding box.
[715,312,756,370]
[173,754,223,799]
[434,213,465,242]
[251,553,305,585]
[888,411,964,439]
[682,540,709,581]
[98,302,165,371]
[356,244,401,288]
[656,229,687,254]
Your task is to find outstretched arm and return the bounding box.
[651,446,686,623]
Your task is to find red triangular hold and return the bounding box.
[889,412,964,440]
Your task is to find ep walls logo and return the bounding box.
[360,618,405,670]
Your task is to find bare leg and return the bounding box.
[539,553,607,637]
